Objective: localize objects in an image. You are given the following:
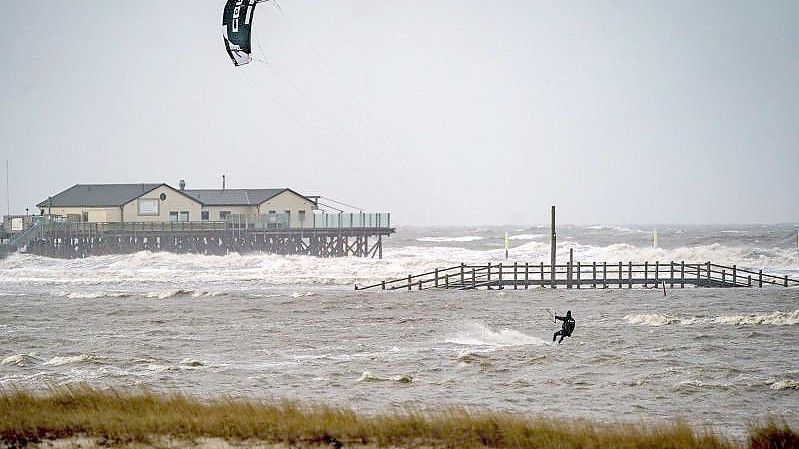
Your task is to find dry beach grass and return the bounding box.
[0,386,796,449]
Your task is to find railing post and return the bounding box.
[592,262,597,289]
[786,275,789,287]
[670,261,674,288]
[472,269,476,289]
[602,262,607,289]
[407,274,412,291]
[461,263,465,284]
[524,262,529,289]
[540,262,545,285]
[618,262,623,289]
[381,281,386,290]
[681,261,685,288]
[435,268,439,288]
[644,261,649,288]
[706,261,711,280]
[747,275,752,287]
[487,262,492,289]
[498,263,503,290]
[759,270,763,288]
[628,262,633,289]
[513,262,518,290]
[733,265,737,286]
[655,261,660,285]
[576,262,581,289]
[445,274,449,289]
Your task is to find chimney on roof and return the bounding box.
[222,175,226,190]
[179,180,186,191]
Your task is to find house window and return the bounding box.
[201,211,209,221]
[219,211,231,220]
[169,211,179,222]
[179,211,189,222]
[298,210,306,221]
[137,199,159,216]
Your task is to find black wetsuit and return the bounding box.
[553,314,575,343]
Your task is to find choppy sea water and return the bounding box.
[1,224,798,438]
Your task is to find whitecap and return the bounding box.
[416,236,484,243]
[42,354,93,366]
[445,322,546,347]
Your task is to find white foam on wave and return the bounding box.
[53,291,133,300]
[0,353,40,367]
[508,234,544,240]
[1,234,796,290]
[145,289,226,299]
[445,322,546,347]
[768,379,799,390]
[417,236,484,243]
[42,354,94,366]
[625,310,799,326]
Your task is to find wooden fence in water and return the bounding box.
[355,261,799,291]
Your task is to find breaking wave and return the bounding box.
[445,322,546,347]
[42,354,95,366]
[625,310,799,326]
[417,236,484,243]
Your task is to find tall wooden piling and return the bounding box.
[550,206,556,289]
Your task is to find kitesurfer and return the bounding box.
[552,310,575,343]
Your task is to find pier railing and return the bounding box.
[355,261,799,291]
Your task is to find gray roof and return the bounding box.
[37,184,163,208]
[183,189,292,206]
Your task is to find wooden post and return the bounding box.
[747,275,751,287]
[759,270,763,288]
[655,261,659,285]
[706,261,711,280]
[381,281,386,290]
[524,263,529,289]
[628,262,633,289]
[435,268,439,288]
[550,206,556,289]
[576,261,581,289]
[498,263,503,290]
[445,274,450,288]
[786,275,789,287]
[592,262,597,289]
[540,262,544,285]
[618,262,623,289]
[568,248,573,289]
[487,262,492,289]
[461,263,465,284]
[670,261,674,288]
[644,261,649,288]
[472,269,476,289]
[733,265,737,286]
[603,262,607,289]
[513,262,518,290]
[407,274,412,291]
[681,261,685,288]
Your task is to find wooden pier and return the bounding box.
[355,261,799,290]
[9,217,394,259]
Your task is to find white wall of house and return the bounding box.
[257,191,315,228]
[121,185,203,223]
[41,207,122,222]
[201,205,258,221]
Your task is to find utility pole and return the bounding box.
[550,206,556,289]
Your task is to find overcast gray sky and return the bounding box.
[1,1,797,226]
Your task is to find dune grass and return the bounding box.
[0,386,795,448]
